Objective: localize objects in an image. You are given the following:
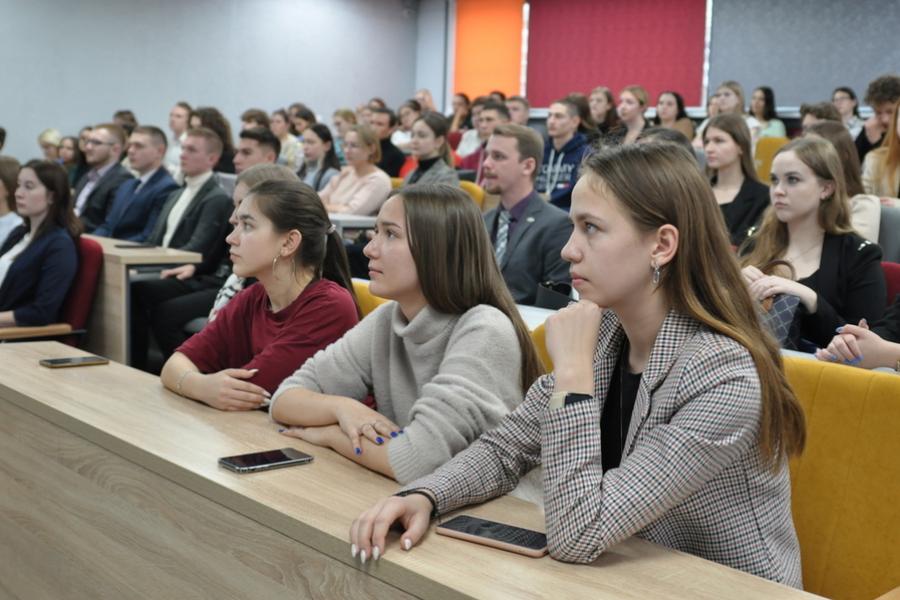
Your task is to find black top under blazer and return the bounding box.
[720,178,769,248]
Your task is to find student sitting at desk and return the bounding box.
[0,161,80,326]
[319,124,391,216]
[350,144,806,586]
[160,179,359,410]
[270,184,544,484]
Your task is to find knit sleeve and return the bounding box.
[345,171,391,215]
[387,306,524,484]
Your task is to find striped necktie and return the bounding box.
[494,209,511,263]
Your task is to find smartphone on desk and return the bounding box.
[435,514,548,558]
[219,448,314,473]
[114,243,158,248]
[39,355,110,368]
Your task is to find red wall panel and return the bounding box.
[526,0,707,107]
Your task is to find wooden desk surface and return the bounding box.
[85,234,202,265]
[0,342,821,600]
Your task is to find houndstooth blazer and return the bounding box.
[403,310,803,587]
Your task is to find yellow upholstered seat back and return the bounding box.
[754,136,789,181]
[530,323,552,372]
[351,279,388,317]
[784,357,900,599]
[459,180,485,209]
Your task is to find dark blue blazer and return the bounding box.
[0,226,78,326]
[93,168,178,242]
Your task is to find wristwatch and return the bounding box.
[549,391,593,410]
[394,489,439,520]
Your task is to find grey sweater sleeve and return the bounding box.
[388,306,524,484]
[269,302,389,416]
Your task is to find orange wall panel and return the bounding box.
[454,0,522,98]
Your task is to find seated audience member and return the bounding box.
[448,93,472,132]
[320,124,391,215]
[270,109,304,172]
[0,127,5,152]
[489,90,507,103]
[350,143,806,587]
[73,123,134,232]
[240,108,270,131]
[0,157,22,248]
[692,94,720,148]
[459,101,510,184]
[59,136,88,187]
[832,86,864,140]
[589,86,620,136]
[804,120,880,243]
[484,124,571,304]
[741,137,886,351]
[564,93,601,145]
[131,128,233,370]
[233,127,280,175]
[298,124,341,192]
[456,96,490,157]
[704,114,769,246]
[190,107,236,174]
[93,126,179,242]
[856,74,900,162]
[535,98,591,210]
[696,81,758,146]
[166,101,191,178]
[37,128,62,161]
[750,86,787,139]
[799,102,842,130]
[861,99,900,203]
[368,97,387,110]
[355,104,373,127]
[609,85,650,145]
[161,179,359,409]
[370,108,406,177]
[332,108,357,164]
[654,91,694,139]
[636,127,696,159]
[506,96,530,127]
[404,113,459,186]
[817,299,900,369]
[271,183,543,483]
[0,161,80,326]
[113,110,138,138]
[415,89,437,112]
[289,104,316,137]
[392,100,422,153]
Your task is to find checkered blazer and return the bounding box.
[404,310,803,587]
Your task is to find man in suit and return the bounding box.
[369,107,406,177]
[93,126,178,242]
[74,123,134,232]
[482,124,572,306]
[131,127,232,370]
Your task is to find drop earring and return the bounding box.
[651,260,661,286]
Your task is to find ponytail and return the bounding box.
[321,227,361,317]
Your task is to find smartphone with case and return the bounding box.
[218,448,313,473]
[39,356,110,368]
[435,514,548,558]
[114,243,157,248]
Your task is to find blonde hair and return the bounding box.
[621,85,649,107]
[717,81,747,115]
[868,99,900,194]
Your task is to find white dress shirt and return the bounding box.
[162,171,213,247]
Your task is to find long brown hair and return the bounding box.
[804,120,865,197]
[868,99,900,194]
[400,183,544,392]
[704,114,758,183]
[583,143,805,469]
[741,137,854,268]
[21,160,81,242]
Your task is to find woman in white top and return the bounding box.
[0,157,23,249]
[750,86,787,139]
[319,124,391,215]
[270,109,303,172]
[391,100,422,153]
[832,86,864,141]
[695,81,759,147]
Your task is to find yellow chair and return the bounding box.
[529,323,553,372]
[754,136,789,181]
[351,279,388,317]
[459,180,485,210]
[784,356,900,600]
[390,177,404,190]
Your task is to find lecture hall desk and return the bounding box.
[82,234,202,365]
[0,342,822,600]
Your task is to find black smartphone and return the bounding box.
[39,356,110,368]
[114,243,158,248]
[218,448,314,473]
[435,514,548,558]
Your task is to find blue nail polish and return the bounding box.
[376,436,384,444]
[354,447,361,455]
[836,326,844,333]
[390,431,398,438]
[278,428,285,433]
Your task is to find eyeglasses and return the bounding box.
[84,139,114,147]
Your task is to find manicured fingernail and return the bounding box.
[398,429,405,434]
[278,428,285,433]
[351,544,358,558]
[390,431,398,438]
[860,318,868,326]
[376,436,384,444]
[373,546,380,561]
[403,538,412,551]
[354,447,361,456]
[264,392,272,398]
[360,550,367,565]
[835,326,843,332]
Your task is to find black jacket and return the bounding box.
[720,178,769,248]
[74,163,135,233]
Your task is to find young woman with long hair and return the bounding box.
[160,177,359,410]
[750,86,786,139]
[861,99,900,203]
[653,91,694,140]
[741,137,886,351]
[704,114,769,246]
[297,124,341,192]
[271,184,543,484]
[589,86,619,135]
[189,106,236,173]
[349,143,806,586]
[319,124,391,215]
[270,108,304,172]
[403,112,459,186]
